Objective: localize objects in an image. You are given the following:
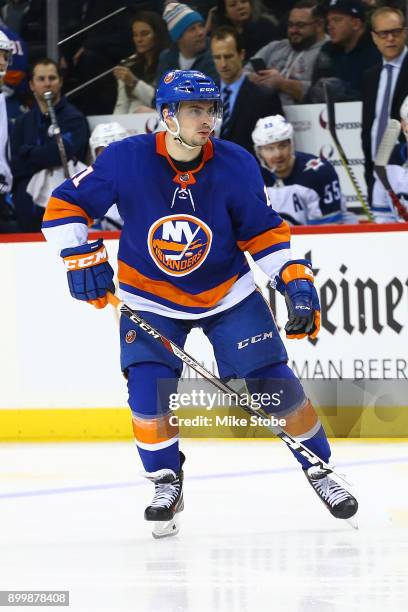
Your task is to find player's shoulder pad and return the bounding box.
[212,138,258,169]
[212,139,265,191]
[297,151,337,184]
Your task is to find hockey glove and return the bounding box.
[274,259,320,340]
[61,239,115,309]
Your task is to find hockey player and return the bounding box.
[89,122,127,231]
[0,30,14,232]
[252,114,345,225]
[371,96,408,223]
[42,70,357,538]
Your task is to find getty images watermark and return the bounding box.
[168,389,287,428]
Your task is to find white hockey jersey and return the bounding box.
[372,164,408,223]
[261,151,345,225]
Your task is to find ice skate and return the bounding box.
[305,465,358,525]
[143,452,185,539]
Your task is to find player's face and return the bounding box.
[372,12,407,61]
[225,0,252,25]
[30,63,62,104]
[176,101,217,146]
[327,13,358,45]
[132,21,155,55]
[211,35,244,84]
[259,140,293,175]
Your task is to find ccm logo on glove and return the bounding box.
[274,259,320,340]
[63,245,108,270]
[60,239,115,309]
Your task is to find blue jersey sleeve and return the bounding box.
[228,148,291,277]
[42,143,120,250]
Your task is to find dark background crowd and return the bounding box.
[0,0,407,232]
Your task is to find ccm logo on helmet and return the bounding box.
[64,247,108,270]
[237,331,273,350]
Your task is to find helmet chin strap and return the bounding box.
[162,116,202,151]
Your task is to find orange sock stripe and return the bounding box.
[283,400,319,437]
[132,413,179,445]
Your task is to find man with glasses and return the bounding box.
[362,6,408,204]
[308,0,380,102]
[245,0,327,105]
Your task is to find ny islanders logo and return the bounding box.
[148,214,212,276]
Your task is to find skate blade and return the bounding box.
[346,515,359,530]
[151,517,180,539]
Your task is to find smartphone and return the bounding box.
[249,58,266,73]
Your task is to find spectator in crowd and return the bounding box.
[113,11,169,114]
[252,114,348,225]
[211,25,282,153]
[362,5,408,202]
[0,20,28,118]
[157,2,218,82]
[89,122,126,231]
[245,0,327,105]
[62,1,136,115]
[1,0,30,35]
[308,0,381,102]
[206,0,279,60]
[10,58,89,232]
[0,29,16,233]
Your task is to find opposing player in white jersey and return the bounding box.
[89,122,126,231]
[372,96,408,223]
[252,115,346,225]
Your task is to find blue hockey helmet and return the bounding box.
[156,70,222,122]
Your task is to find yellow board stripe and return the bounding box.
[0,406,407,441]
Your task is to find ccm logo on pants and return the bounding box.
[237,331,273,350]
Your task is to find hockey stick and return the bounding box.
[323,82,373,222]
[107,292,351,488]
[374,119,408,222]
[44,91,70,179]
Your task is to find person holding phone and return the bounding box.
[245,0,327,105]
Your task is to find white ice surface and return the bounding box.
[0,440,407,612]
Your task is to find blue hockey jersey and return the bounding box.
[261,151,344,225]
[42,132,291,319]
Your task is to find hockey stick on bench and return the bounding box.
[374,118,408,222]
[324,82,373,222]
[107,292,351,489]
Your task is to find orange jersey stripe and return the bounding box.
[284,400,318,437]
[118,259,239,308]
[132,413,179,445]
[44,196,93,226]
[237,221,290,255]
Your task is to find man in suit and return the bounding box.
[210,25,283,154]
[362,6,408,202]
